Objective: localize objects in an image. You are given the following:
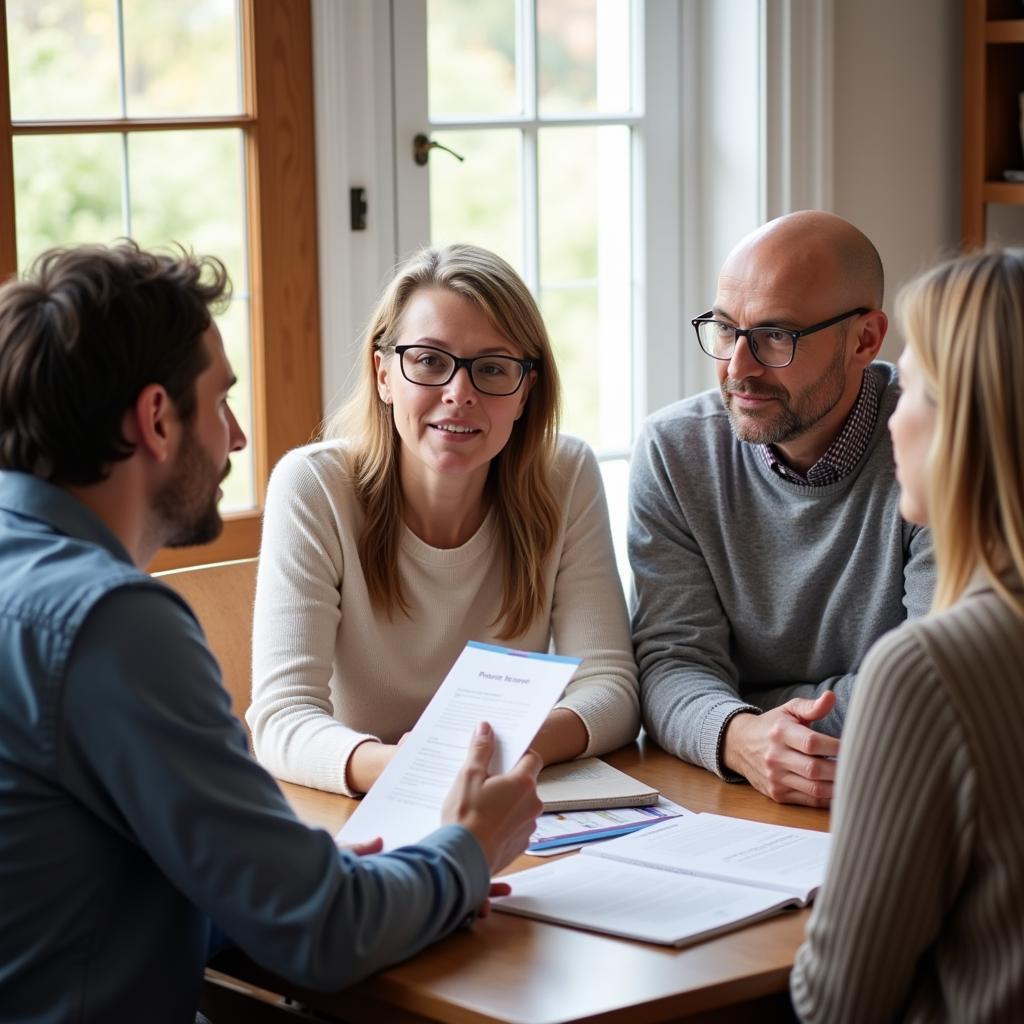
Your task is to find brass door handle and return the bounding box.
[413,133,466,166]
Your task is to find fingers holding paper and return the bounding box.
[442,721,544,874]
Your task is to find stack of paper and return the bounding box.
[537,757,660,812]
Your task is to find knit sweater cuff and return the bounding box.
[556,686,639,758]
[701,700,761,781]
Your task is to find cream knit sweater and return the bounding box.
[248,434,639,795]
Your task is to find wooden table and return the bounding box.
[209,737,828,1023]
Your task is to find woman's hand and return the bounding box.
[528,708,588,765]
[345,740,400,794]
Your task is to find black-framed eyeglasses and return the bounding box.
[691,308,870,368]
[392,344,536,396]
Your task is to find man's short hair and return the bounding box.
[0,241,230,485]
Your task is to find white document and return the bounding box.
[496,854,798,947]
[496,812,830,945]
[586,814,830,898]
[336,641,580,850]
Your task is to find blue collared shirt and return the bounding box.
[0,472,488,1023]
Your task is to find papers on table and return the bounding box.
[496,854,799,947]
[591,813,829,898]
[497,813,831,946]
[527,798,691,855]
[336,641,579,851]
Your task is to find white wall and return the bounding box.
[831,0,962,360]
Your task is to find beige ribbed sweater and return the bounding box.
[791,575,1024,1022]
[247,434,639,796]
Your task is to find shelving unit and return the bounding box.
[962,0,1024,246]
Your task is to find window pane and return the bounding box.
[539,125,631,449]
[122,0,242,117]
[541,284,599,442]
[7,0,120,120]
[128,128,246,290]
[427,0,518,118]
[128,127,253,507]
[538,0,632,115]
[598,456,630,595]
[13,133,124,269]
[429,129,521,274]
[215,296,254,511]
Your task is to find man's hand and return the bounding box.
[475,881,512,919]
[441,722,543,874]
[337,836,384,856]
[722,692,839,807]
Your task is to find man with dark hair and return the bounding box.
[0,242,543,1022]
[630,211,935,808]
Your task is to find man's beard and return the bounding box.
[154,425,228,548]
[720,336,848,446]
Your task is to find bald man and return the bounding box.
[629,211,935,807]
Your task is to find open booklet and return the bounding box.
[495,812,830,947]
[336,641,580,851]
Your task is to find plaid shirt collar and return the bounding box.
[759,369,880,487]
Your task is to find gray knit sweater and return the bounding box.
[629,362,935,777]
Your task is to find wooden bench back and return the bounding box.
[156,557,258,730]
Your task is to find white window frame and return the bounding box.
[310,0,834,428]
[313,0,691,431]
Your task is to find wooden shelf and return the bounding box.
[983,181,1024,203]
[987,0,1024,21]
[963,3,1024,244]
[985,20,1024,43]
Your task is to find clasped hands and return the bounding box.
[723,691,839,807]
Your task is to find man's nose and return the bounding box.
[227,403,247,452]
[726,332,764,379]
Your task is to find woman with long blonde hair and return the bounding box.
[248,244,638,794]
[791,249,1024,1022]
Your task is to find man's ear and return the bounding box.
[852,309,888,366]
[125,384,175,463]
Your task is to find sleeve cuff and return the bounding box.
[339,736,384,797]
[419,823,492,912]
[702,701,761,781]
[555,687,640,757]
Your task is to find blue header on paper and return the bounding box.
[466,640,581,666]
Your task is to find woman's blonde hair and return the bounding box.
[325,243,562,637]
[896,249,1024,615]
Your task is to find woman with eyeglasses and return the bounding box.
[247,244,639,795]
[791,249,1024,1022]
